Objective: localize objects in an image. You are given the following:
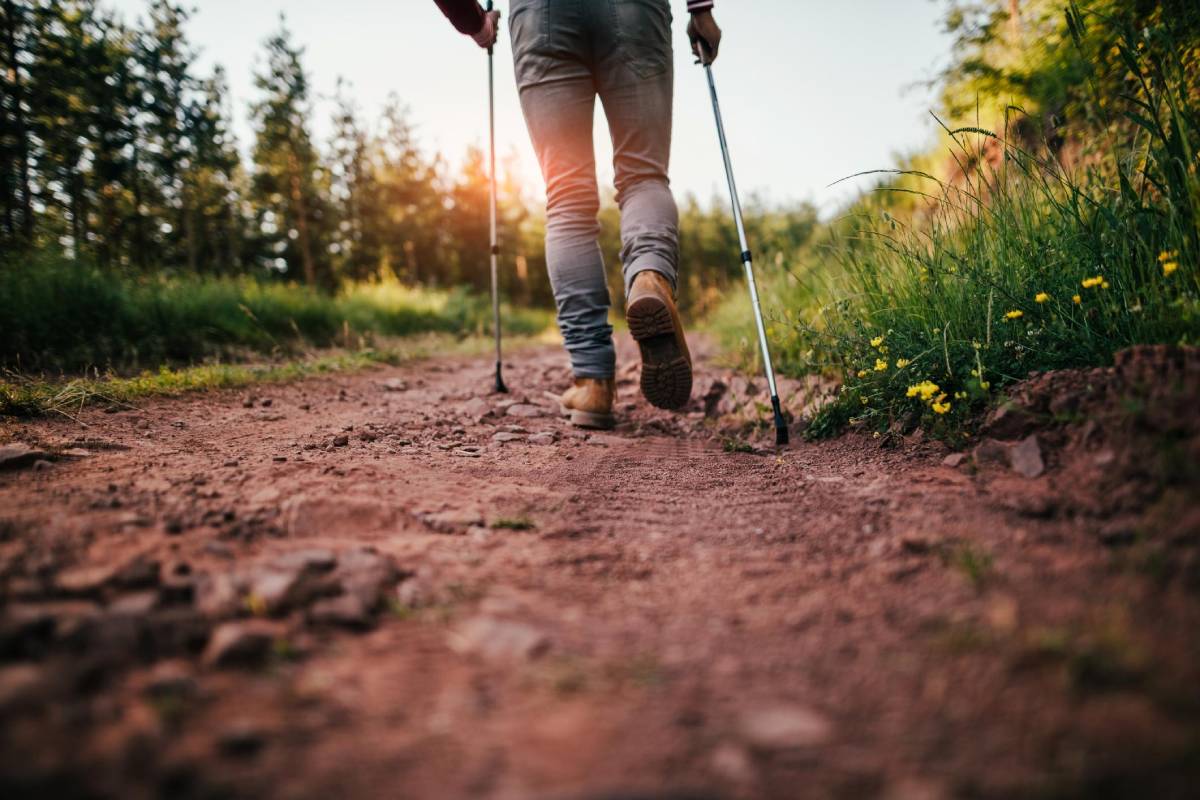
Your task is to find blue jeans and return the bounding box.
[509,0,679,379]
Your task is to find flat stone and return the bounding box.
[492,432,526,443]
[528,432,558,446]
[203,621,284,669]
[333,548,401,609]
[738,705,833,751]
[0,443,49,471]
[941,452,967,468]
[460,397,492,418]
[1008,434,1045,478]
[505,403,546,418]
[248,561,334,617]
[282,495,396,538]
[272,548,338,573]
[193,572,246,618]
[380,377,408,392]
[972,438,1010,468]
[56,565,117,597]
[308,593,372,629]
[108,591,160,616]
[449,616,550,662]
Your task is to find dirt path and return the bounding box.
[1,339,1197,800]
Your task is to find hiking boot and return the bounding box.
[559,378,616,430]
[625,270,693,410]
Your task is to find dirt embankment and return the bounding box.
[1,339,1197,800]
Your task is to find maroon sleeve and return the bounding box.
[434,0,485,36]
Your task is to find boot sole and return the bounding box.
[627,295,692,410]
[558,404,616,431]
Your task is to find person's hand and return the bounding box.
[688,10,722,64]
[472,9,501,50]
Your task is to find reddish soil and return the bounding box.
[1,338,1198,800]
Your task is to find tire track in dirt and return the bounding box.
[1,338,1197,799]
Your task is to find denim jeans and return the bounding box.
[509,0,679,379]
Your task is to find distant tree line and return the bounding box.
[0,0,818,314]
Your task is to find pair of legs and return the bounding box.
[509,0,680,381]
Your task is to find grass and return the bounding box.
[710,7,1198,439]
[0,257,553,373]
[0,333,537,419]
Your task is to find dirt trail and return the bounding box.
[1,338,1197,800]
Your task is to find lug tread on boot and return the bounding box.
[627,295,692,411]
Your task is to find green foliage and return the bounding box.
[716,1,1200,438]
[0,255,551,373]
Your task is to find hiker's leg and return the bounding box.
[595,0,679,298]
[510,2,614,379]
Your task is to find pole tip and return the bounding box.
[494,364,508,395]
[771,395,789,447]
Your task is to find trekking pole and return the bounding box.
[486,0,508,393]
[701,57,788,445]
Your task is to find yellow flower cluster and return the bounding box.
[1072,294,1082,304]
[1081,275,1110,289]
[1035,292,1050,304]
[870,335,885,348]
[895,358,911,369]
[908,380,951,415]
[1160,251,1179,277]
[874,358,888,372]
[907,381,940,401]
[1004,309,1024,320]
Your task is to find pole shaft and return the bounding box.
[705,65,779,401]
[487,24,503,386]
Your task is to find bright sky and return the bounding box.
[108,0,953,216]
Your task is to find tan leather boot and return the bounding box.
[559,378,616,430]
[625,270,693,410]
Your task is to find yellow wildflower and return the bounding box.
[856,370,869,378]
[1035,292,1050,304]
[895,358,911,369]
[1072,294,1082,304]
[1004,309,1024,320]
[1081,275,1105,289]
[874,358,888,372]
[980,381,991,390]
[1101,280,1110,289]
[1159,250,1178,263]
[1162,260,1179,276]
[931,394,952,415]
[906,381,940,402]
[870,335,885,348]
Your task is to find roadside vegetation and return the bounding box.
[713,0,1199,439]
[0,258,551,373]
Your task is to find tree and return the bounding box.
[0,0,35,248]
[249,19,330,286]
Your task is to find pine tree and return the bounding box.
[0,0,36,248]
[249,19,330,286]
[373,97,443,284]
[328,81,377,282]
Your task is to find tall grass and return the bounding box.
[718,7,1198,439]
[0,256,551,373]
